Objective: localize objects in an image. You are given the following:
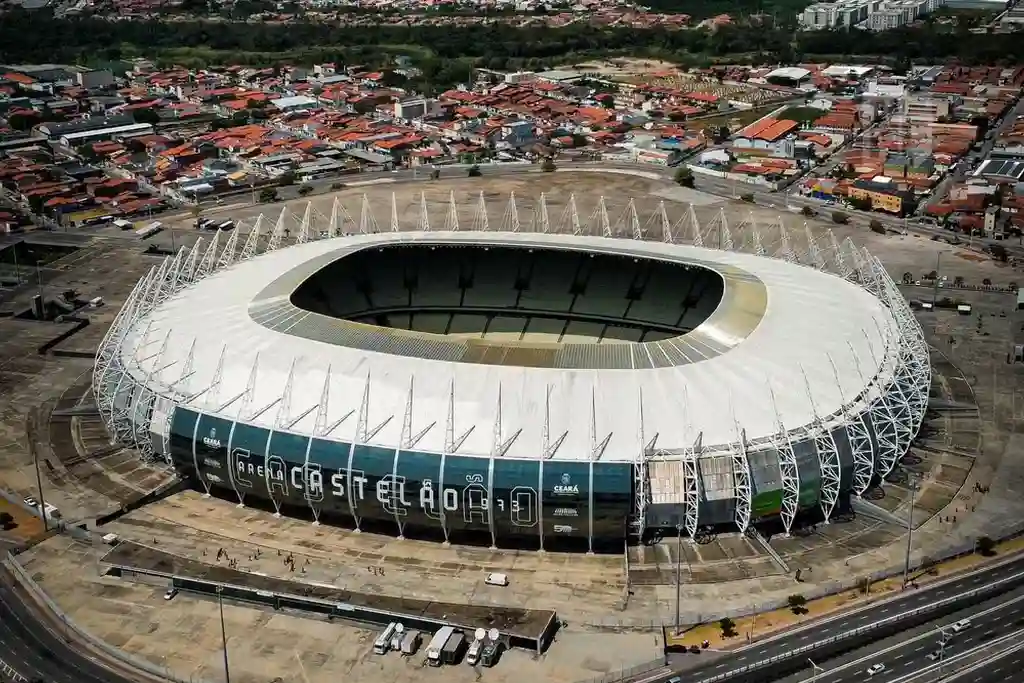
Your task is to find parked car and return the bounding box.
[163,587,178,601]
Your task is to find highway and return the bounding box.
[772,586,1024,683]
[942,641,1024,683]
[647,555,1024,683]
[0,566,136,683]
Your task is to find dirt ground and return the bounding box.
[0,498,45,542]
[566,59,682,78]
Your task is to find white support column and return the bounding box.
[491,384,504,551]
[682,433,702,541]
[570,194,582,236]
[239,215,264,261]
[360,193,379,234]
[752,218,766,257]
[727,399,752,534]
[196,230,221,280]
[688,205,703,248]
[216,223,241,270]
[804,224,824,269]
[501,192,520,233]
[632,388,649,540]
[176,238,203,291]
[393,376,415,539]
[844,344,877,496]
[536,193,550,234]
[599,196,612,237]
[473,191,489,232]
[776,220,795,262]
[717,208,731,251]
[302,366,331,525]
[801,367,840,524]
[296,202,313,244]
[444,190,460,232]
[659,201,672,243]
[328,197,342,238]
[862,329,902,479]
[391,192,401,233]
[266,207,289,252]
[767,382,799,537]
[418,192,431,232]
[346,371,371,531]
[629,198,642,241]
[828,230,849,278]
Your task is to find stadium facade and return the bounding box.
[94,196,930,552]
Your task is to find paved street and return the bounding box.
[0,567,136,683]
[943,641,1024,683]
[643,556,1024,683]
[772,586,1024,683]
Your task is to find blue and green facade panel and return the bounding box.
[169,408,632,549]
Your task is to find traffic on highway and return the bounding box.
[637,555,1024,683]
[773,587,1024,683]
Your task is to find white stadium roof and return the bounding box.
[120,232,900,463]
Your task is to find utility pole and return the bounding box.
[931,252,941,307]
[33,444,47,532]
[674,524,683,634]
[938,626,950,674]
[903,473,917,589]
[218,586,231,683]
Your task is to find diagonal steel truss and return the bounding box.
[94,193,932,539]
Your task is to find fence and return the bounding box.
[686,565,1024,683]
[0,658,26,683]
[573,515,1024,683]
[4,553,214,683]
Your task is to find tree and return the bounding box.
[800,206,815,217]
[869,219,885,234]
[902,272,913,284]
[857,577,871,595]
[787,594,808,614]
[832,211,848,224]
[740,193,754,203]
[132,107,161,125]
[1010,282,1019,292]
[297,185,313,196]
[467,164,482,177]
[719,617,737,637]
[982,277,992,287]
[976,536,996,556]
[259,188,278,203]
[0,512,14,530]
[278,171,297,186]
[991,244,1008,262]
[429,168,441,180]
[541,158,556,173]
[925,270,938,280]
[674,166,694,188]
[953,275,964,287]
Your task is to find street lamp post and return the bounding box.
[674,523,683,634]
[218,587,231,683]
[903,473,917,589]
[808,658,824,682]
[938,626,951,675]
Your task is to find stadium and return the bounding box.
[93,192,930,553]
